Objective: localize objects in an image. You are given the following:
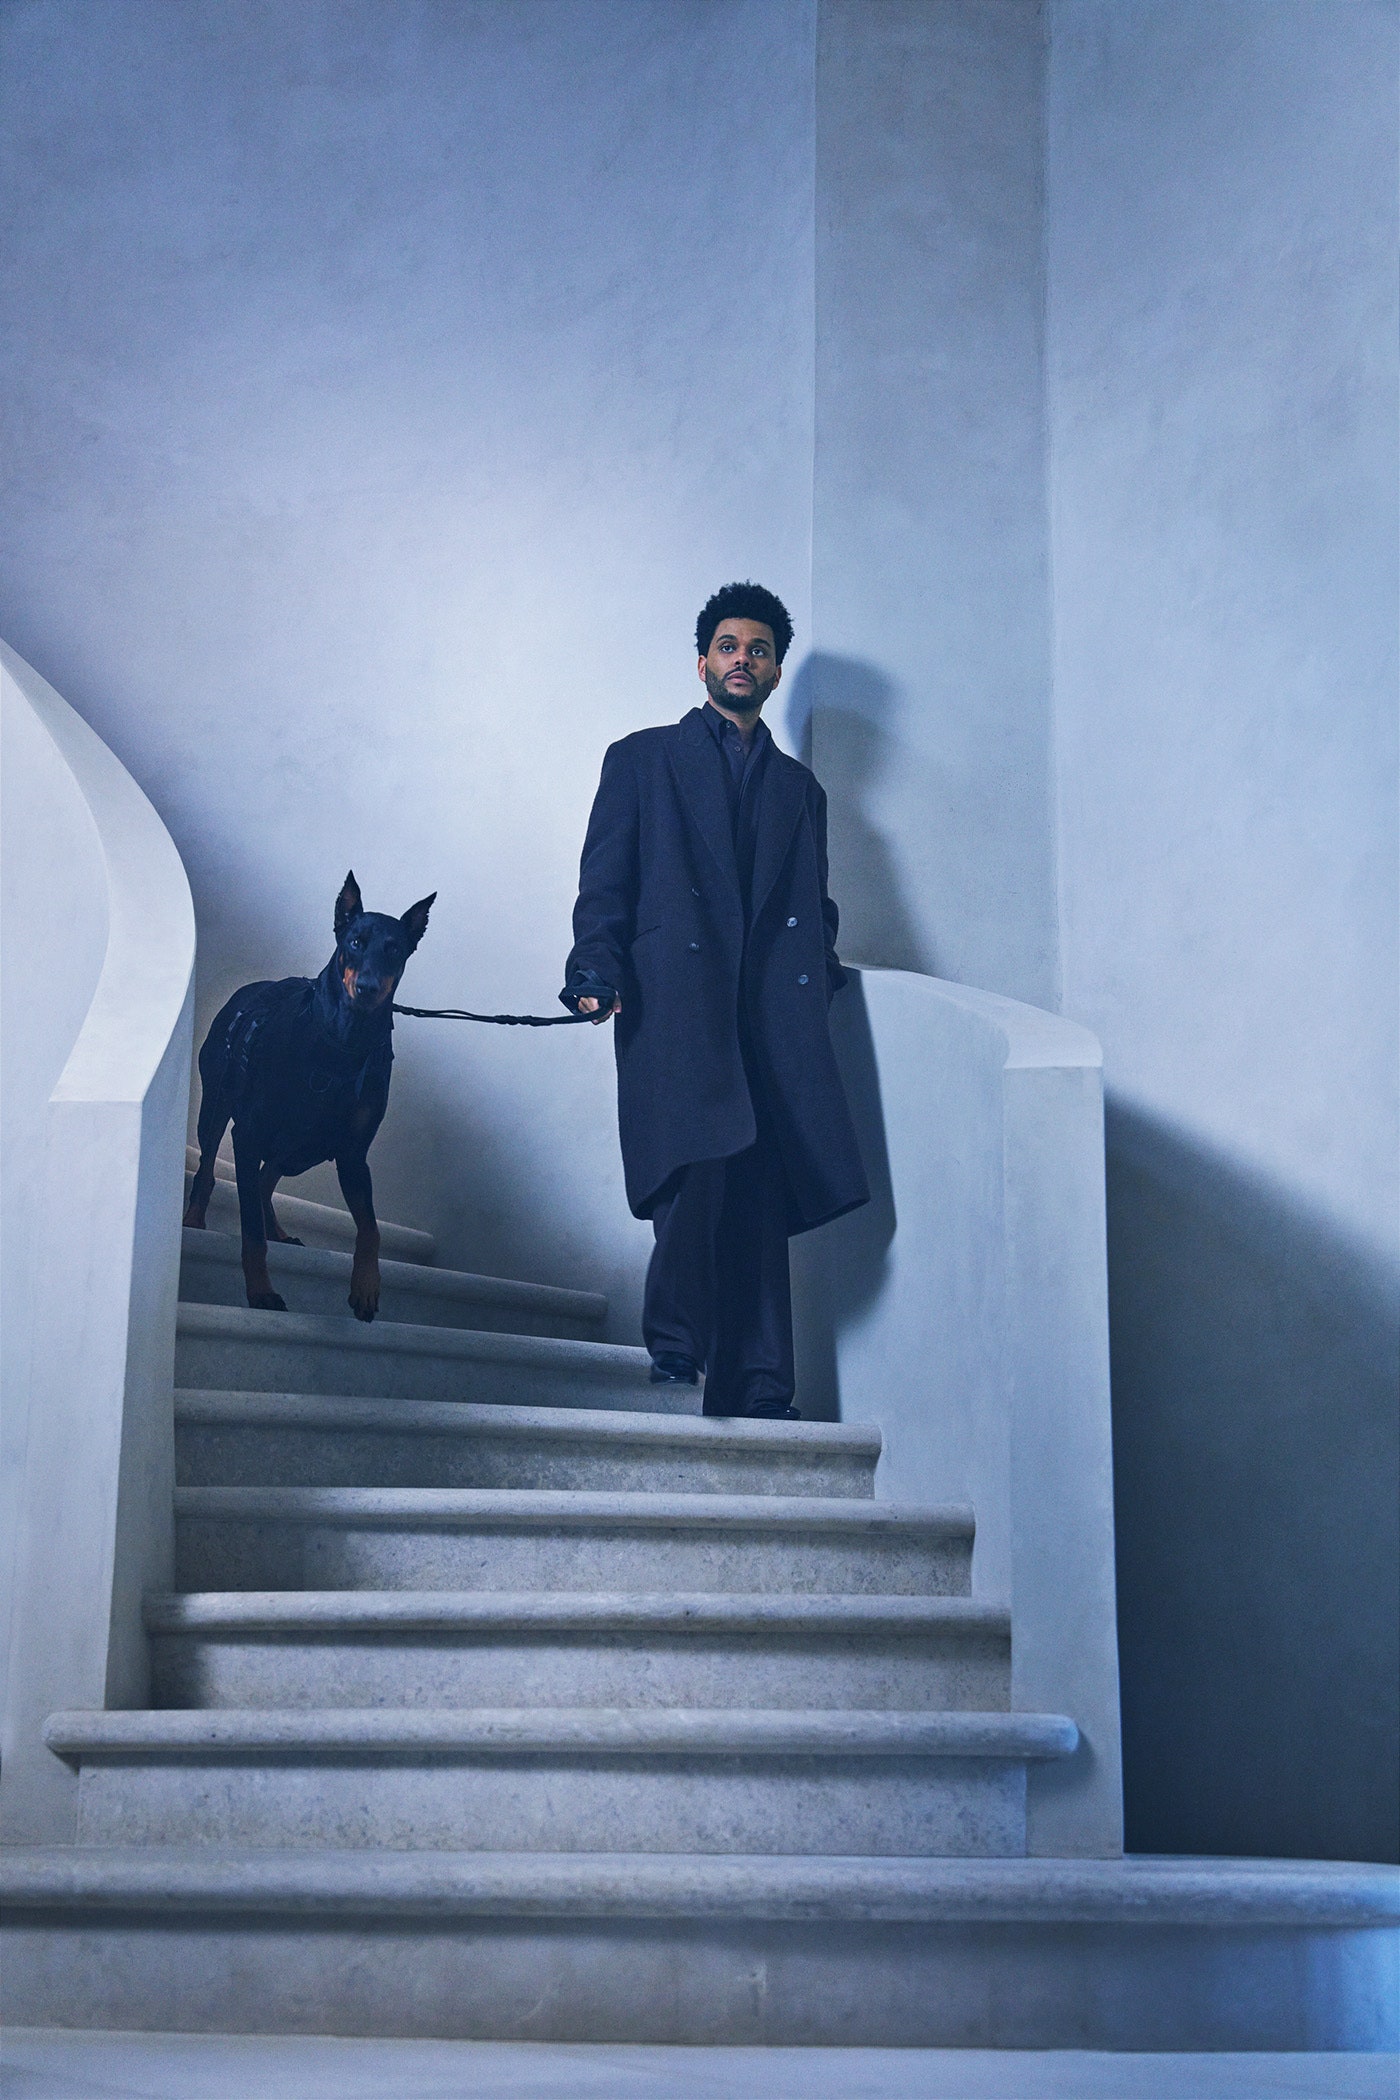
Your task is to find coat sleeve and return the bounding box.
[813,783,848,1001]
[560,739,639,1007]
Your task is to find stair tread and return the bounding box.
[186,1153,435,1264]
[45,1706,1076,1758]
[173,1389,876,1453]
[177,1301,649,1371]
[4,1846,1393,1923]
[175,1485,974,1534]
[144,1589,1006,1634]
[175,1300,695,1414]
[181,1230,607,1322]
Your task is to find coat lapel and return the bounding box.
[749,749,807,925]
[668,709,741,904]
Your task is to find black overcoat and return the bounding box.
[564,707,870,1232]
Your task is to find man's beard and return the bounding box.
[705,665,766,713]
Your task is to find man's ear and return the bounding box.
[399,892,437,954]
[335,871,363,942]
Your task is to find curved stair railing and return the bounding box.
[794,966,1123,1856]
[1,640,195,1843]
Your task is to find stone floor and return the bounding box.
[1,2034,1396,2099]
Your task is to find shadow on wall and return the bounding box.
[785,653,933,975]
[789,974,896,1423]
[1106,1098,1400,1866]
[784,656,920,1411]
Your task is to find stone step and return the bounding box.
[179,1230,606,1340]
[144,1591,1010,1712]
[47,1707,1075,1858]
[5,1845,1394,2048]
[186,1149,435,1264]
[174,1391,879,1497]
[173,1487,975,1596]
[176,1303,675,1412]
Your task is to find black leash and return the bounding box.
[392,1002,596,1028]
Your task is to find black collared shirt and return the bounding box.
[700,701,771,913]
[702,700,769,813]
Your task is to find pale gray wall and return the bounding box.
[808,0,1057,1007]
[804,0,1399,1864]
[1047,0,1399,1862]
[0,0,818,1338]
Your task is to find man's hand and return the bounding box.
[578,994,620,1022]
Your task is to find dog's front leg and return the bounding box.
[183,1155,217,1230]
[336,1150,381,1322]
[234,1127,287,1312]
[184,1098,231,1229]
[260,1164,303,1246]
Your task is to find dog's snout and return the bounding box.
[349,968,396,1009]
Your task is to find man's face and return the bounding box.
[699,618,782,716]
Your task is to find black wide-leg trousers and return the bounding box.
[641,1114,794,1418]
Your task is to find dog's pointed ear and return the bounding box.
[399,893,436,955]
[334,871,363,942]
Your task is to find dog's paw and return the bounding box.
[349,1253,380,1322]
[182,1207,207,1230]
[248,1290,288,1313]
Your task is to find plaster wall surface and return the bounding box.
[1046,0,1399,1862]
[0,0,819,1338]
[0,680,108,1730]
[0,642,195,1841]
[808,0,1056,1008]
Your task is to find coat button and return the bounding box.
[689,941,701,952]
[787,916,797,928]
[798,974,809,985]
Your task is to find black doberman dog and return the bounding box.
[184,872,435,1320]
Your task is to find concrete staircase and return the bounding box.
[52,1160,1080,1867]
[7,1173,1396,2047]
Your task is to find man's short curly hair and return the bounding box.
[695,581,794,665]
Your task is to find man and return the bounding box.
[561,581,868,1419]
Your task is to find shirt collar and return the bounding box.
[701,701,770,756]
